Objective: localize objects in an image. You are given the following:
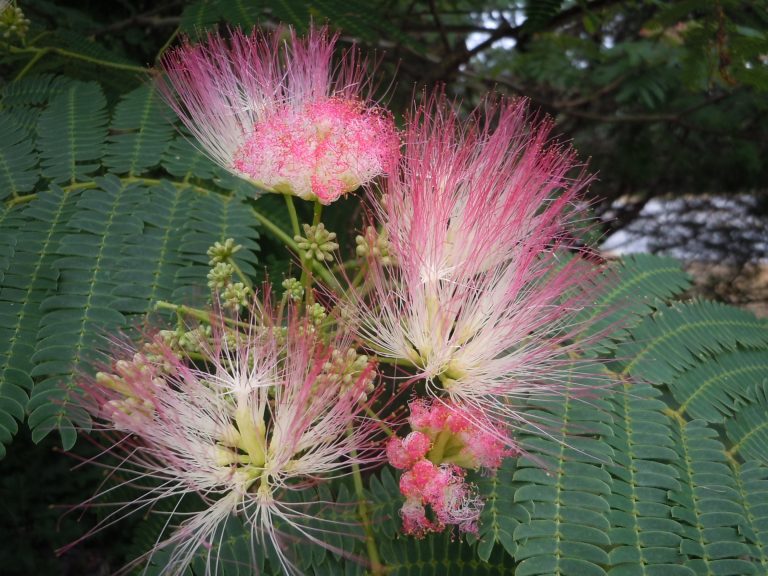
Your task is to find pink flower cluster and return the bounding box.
[387,400,515,537]
[72,22,611,574]
[159,27,398,204]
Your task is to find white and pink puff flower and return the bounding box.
[159,26,399,204]
[73,302,385,575]
[350,93,604,445]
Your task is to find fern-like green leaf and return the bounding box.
[617,301,768,383]
[379,532,514,576]
[669,419,757,575]
[368,466,401,540]
[0,112,39,200]
[0,189,80,456]
[36,81,108,184]
[172,193,260,302]
[579,254,691,351]
[512,369,615,576]
[471,457,529,561]
[0,74,74,135]
[667,349,768,422]
[105,85,174,176]
[161,134,219,180]
[606,382,693,575]
[725,381,768,463]
[731,461,768,570]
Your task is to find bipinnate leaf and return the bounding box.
[617,301,768,383]
[726,380,768,464]
[0,111,39,200]
[37,81,108,184]
[105,85,174,176]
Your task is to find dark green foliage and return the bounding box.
[105,85,175,176]
[36,81,108,184]
[0,112,38,200]
[0,77,262,454]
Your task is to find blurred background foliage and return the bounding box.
[1,1,767,574]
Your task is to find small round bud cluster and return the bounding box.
[295,223,338,262]
[307,303,327,326]
[207,238,242,265]
[222,283,251,310]
[207,262,234,290]
[0,2,31,41]
[205,239,252,310]
[281,277,304,302]
[316,348,376,401]
[355,226,394,266]
[178,325,213,353]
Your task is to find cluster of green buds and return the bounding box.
[0,1,30,41]
[159,324,213,354]
[355,226,395,266]
[307,302,327,326]
[316,348,376,402]
[295,223,338,262]
[281,277,304,302]
[207,238,242,264]
[205,238,252,311]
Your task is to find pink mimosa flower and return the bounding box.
[158,26,399,204]
[350,94,605,441]
[70,302,384,575]
[398,460,482,537]
[387,400,511,537]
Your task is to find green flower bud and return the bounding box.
[207,238,242,265]
[294,223,339,262]
[222,282,252,310]
[207,262,234,290]
[281,277,305,302]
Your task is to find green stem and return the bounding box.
[283,193,301,238]
[301,201,325,307]
[6,193,37,207]
[350,261,369,290]
[229,259,253,289]
[364,406,394,437]
[311,200,323,227]
[155,26,180,62]
[13,48,45,81]
[250,206,299,250]
[350,442,384,576]
[9,45,148,77]
[154,300,251,329]
[371,353,417,370]
[250,205,338,288]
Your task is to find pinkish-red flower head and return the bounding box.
[387,431,432,469]
[159,26,399,204]
[405,399,513,471]
[398,460,482,537]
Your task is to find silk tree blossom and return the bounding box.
[71,303,385,575]
[159,26,399,204]
[349,94,605,441]
[386,399,512,537]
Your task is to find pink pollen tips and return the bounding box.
[232,97,398,204]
